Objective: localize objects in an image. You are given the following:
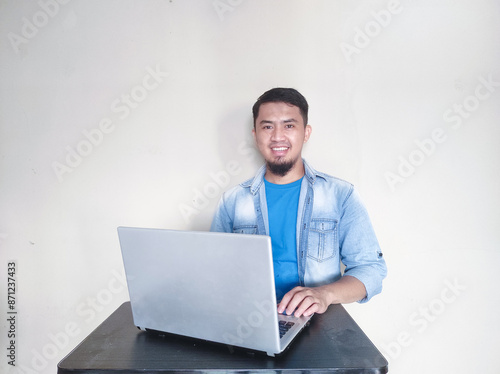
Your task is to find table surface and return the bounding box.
[58,301,388,374]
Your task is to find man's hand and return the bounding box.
[277,276,367,317]
[278,286,331,317]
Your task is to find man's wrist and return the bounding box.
[320,276,367,305]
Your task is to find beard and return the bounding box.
[266,158,295,177]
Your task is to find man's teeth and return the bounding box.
[272,147,288,151]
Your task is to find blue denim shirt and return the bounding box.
[210,159,387,303]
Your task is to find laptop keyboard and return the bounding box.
[278,320,295,338]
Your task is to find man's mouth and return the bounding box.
[271,147,289,152]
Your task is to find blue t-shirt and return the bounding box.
[264,177,303,301]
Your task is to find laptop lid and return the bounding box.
[117,227,311,356]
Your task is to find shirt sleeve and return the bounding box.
[210,193,233,233]
[338,188,387,303]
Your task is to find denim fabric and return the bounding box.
[210,159,387,302]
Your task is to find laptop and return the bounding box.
[117,226,312,357]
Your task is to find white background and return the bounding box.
[1,0,499,373]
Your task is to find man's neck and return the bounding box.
[265,160,305,185]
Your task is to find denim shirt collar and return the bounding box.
[243,159,320,195]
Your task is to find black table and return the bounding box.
[58,302,388,373]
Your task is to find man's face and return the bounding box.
[252,102,312,177]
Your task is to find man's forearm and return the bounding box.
[319,275,367,305]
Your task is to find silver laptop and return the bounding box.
[117,226,312,357]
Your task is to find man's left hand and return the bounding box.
[277,286,331,317]
[277,276,367,317]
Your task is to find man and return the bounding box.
[211,88,387,318]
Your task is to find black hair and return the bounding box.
[252,87,309,126]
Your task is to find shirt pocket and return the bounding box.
[233,225,258,235]
[307,219,338,262]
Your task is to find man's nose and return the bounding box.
[271,126,285,140]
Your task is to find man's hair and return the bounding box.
[252,87,309,127]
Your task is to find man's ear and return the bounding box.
[304,125,312,143]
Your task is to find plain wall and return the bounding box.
[1,1,499,373]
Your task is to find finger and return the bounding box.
[302,302,321,317]
[277,294,290,314]
[293,295,316,317]
[278,292,292,313]
[302,298,330,317]
[278,287,302,314]
[286,290,313,316]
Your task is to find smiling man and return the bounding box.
[252,100,311,183]
[211,88,387,317]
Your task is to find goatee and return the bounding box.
[267,159,295,177]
